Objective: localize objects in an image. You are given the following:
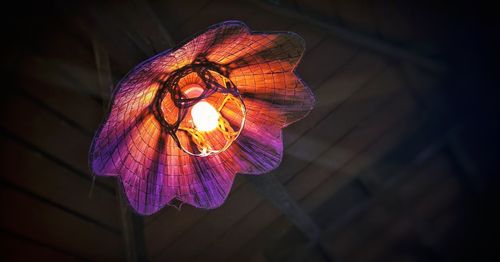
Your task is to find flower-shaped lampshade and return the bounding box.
[90,21,315,215]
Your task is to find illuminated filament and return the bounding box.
[178,84,245,157]
[191,101,219,132]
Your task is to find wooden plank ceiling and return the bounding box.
[2,0,479,261]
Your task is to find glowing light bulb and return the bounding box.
[191,101,219,132]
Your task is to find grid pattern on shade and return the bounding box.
[90,21,315,214]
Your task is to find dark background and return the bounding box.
[2,0,499,261]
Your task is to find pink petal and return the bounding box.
[222,124,283,175]
[170,151,237,209]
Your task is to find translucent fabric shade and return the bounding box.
[89,21,315,215]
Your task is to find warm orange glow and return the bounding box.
[90,21,315,214]
[176,83,245,156]
[183,85,220,132]
[191,101,219,132]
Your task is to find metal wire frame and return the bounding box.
[152,55,246,156]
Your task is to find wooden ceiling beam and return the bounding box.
[247,174,320,242]
[247,0,446,73]
[247,174,334,261]
[89,1,178,260]
[91,27,150,262]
